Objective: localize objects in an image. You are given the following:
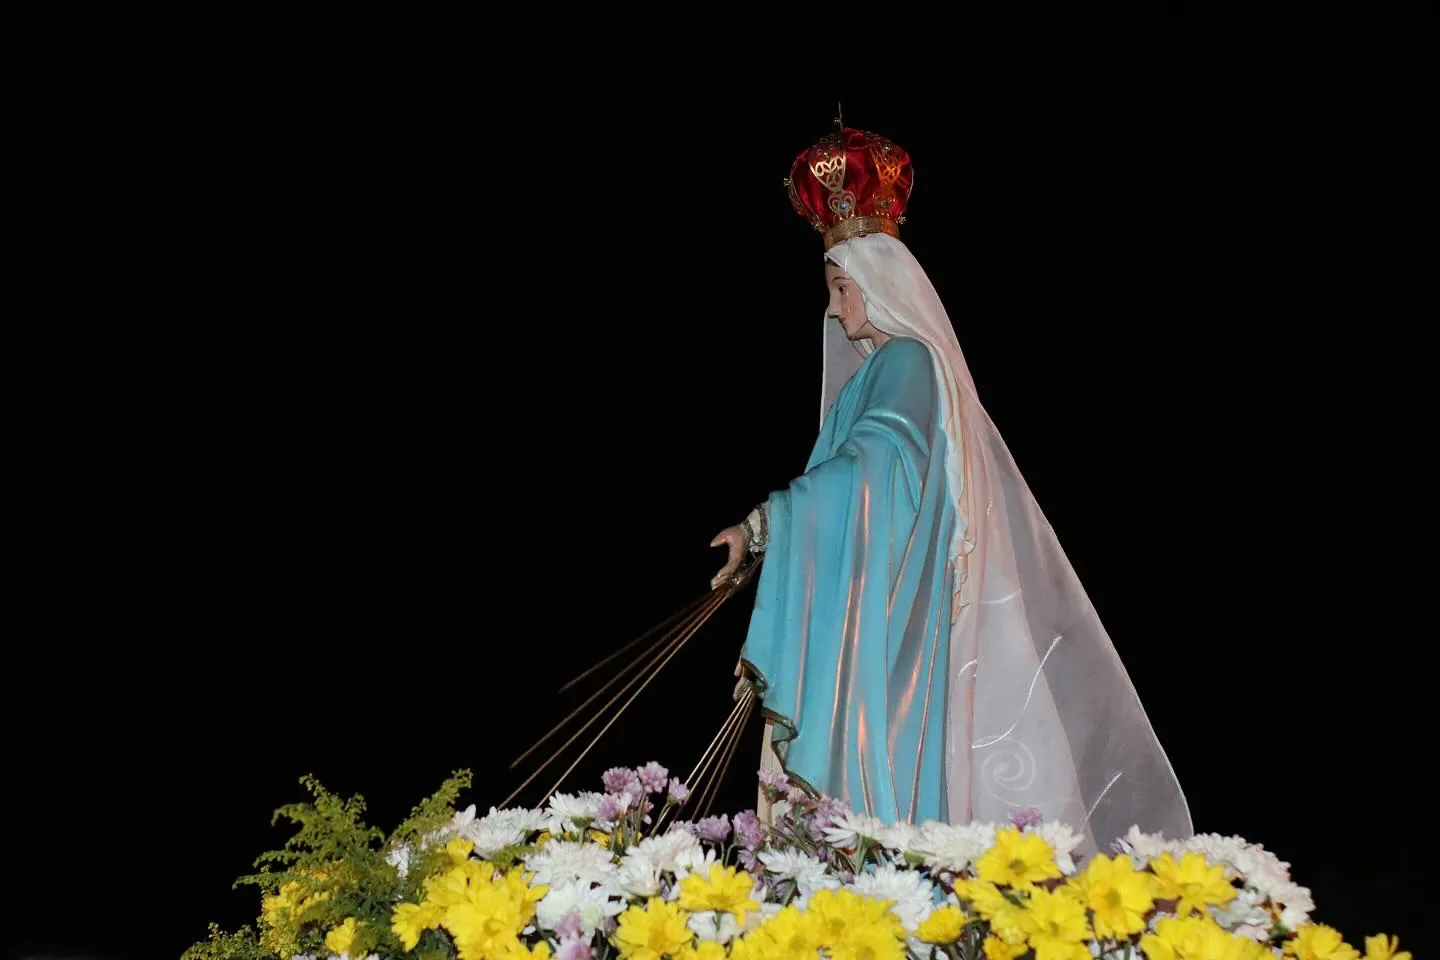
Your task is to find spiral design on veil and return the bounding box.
[979,736,1038,804]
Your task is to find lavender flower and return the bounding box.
[598,794,625,822]
[667,777,690,804]
[737,847,759,871]
[1009,806,1043,830]
[733,809,764,849]
[694,814,732,843]
[603,766,641,796]
[758,768,789,791]
[637,761,669,793]
[554,913,585,940]
[812,796,846,834]
[556,935,593,960]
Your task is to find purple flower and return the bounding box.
[1008,806,1043,830]
[556,934,593,960]
[733,810,763,849]
[737,847,759,871]
[554,913,585,940]
[694,814,731,843]
[603,767,641,795]
[637,761,669,793]
[812,796,846,834]
[667,778,690,804]
[758,768,789,791]
[598,794,625,822]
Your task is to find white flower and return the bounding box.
[671,842,720,885]
[688,910,744,944]
[1209,886,1270,937]
[535,879,625,936]
[617,831,704,897]
[1113,825,1182,865]
[544,792,610,834]
[1275,882,1315,930]
[385,843,412,880]
[822,811,889,849]
[874,821,923,856]
[757,849,839,898]
[523,840,620,892]
[848,863,937,933]
[462,806,546,857]
[1026,820,1083,875]
[910,820,997,874]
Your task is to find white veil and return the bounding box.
[823,233,1193,847]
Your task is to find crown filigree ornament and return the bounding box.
[784,127,914,250]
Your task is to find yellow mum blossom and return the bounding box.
[1067,853,1156,938]
[678,863,762,926]
[829,920,908,960]
[1023,887,1091,960]
[445,837,476,863]
[977,827,1062,889]
[1149,852,1236,917]
[323,917,359,956]
[675,942,728,960]
[1364,934,1411,960]
[806,888,905,947]
[954,879,1032,945]
[916,904,966,944]
[742,905,824,957]
[392,899,443,950]
[1142,915,1269,960]
[1287,924,1361,960]
[612,896,694,960]
[985,935,1028,960]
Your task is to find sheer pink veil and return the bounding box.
[823,234,1193,847]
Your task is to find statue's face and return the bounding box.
[825,261,872,341]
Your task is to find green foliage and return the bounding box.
[179,923,268,960]
[186,769,473,958]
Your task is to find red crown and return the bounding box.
[786,127,914,249]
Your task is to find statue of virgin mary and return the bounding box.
[711,126,1193,851]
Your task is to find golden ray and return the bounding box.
[498,589,726,809]
[511,589,724,770]
[652,687,753,835]
[695,692,754,821]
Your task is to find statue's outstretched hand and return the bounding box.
[709,525,747,588]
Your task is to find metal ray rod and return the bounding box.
[653,688,753,835]
[534,596,727,808]
[557,586,717,695]
[511,589,723,770]
[696,693,754,821]
[497,590,726,809]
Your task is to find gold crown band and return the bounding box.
[822,215,900,250]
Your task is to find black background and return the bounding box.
[7,26,1425,959]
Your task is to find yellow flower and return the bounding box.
[1287,924,1361,960]
[445,837,476,863]
[916,904,967,944]
[391,900,443,951]
[1068,853,1156,939]
[612,896,694,960]
[675,942,728,960]
[678,863,762,926]
[1024,887,1091,960]
[985,936,1028,960]
[977,827,1062,889]
[806,888,905,946]
[744,905,824,957]
[1143,915,1269,960]
[829,920,908,960]
[954,879,1032,945]
[1149,852,1236,917]
[323,917,359,956]
[1364,934,1411,960]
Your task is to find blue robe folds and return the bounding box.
[741,336,958,825]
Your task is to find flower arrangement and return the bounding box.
[183,762,1407,960]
